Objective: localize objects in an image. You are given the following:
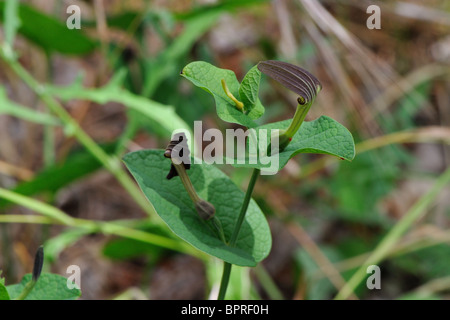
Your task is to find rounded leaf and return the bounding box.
[123,150,272,267]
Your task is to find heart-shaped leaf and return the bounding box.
[6,273,81,300]
[123,150,271,267]
[181,61,264,128]
[231,116,355,171]
[0,273,9,300]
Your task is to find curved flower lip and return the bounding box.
[32,246,44,282]
[257,60,322,104]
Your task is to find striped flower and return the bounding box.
[257,60,321,105]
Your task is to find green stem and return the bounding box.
[218,168,260,300]
[0,49,158,220]
[218,262,232,300]
[334,165,450,300]
[284,102,312,139]
[43,52,55,167]
[229,169,260,246]
[0,188,75,225]
[274,102,312,153]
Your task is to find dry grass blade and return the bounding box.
[288,223,359,300]
[274,0,297,59]
[393,2,450,27]
[370,63,449,117]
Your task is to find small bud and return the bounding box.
[195,200,216,220]
[32,246,44,282]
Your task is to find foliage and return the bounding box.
[0,0,448,301]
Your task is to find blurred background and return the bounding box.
[0,0,449,300]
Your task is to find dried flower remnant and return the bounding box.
[164,133,215,221]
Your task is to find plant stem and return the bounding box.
[173,162,201,203]
[218,168,260,300]
[43,121,55,167]
[229,168,260,246]
[0,49,158,220]
[217,262,232,300]
[275,102,312,152]
[0,188,75,225]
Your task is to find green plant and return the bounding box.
[123,60,356,299]
[0,246,81,300]
[0,0,447,301]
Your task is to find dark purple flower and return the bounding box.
[257,60,321,105]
